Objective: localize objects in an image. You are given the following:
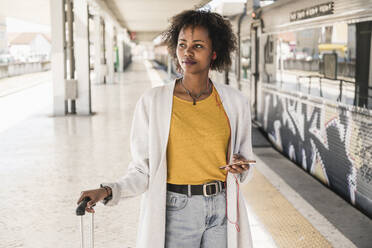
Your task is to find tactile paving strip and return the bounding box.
[242,167,332,248]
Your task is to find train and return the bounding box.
[154,0,372,219]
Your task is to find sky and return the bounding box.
[6,17,50,33]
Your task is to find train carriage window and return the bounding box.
[265,36,274,64]
[273,23,357,106]
[240,39,251,80]
[355,21,372,109]
[262,35,276,84]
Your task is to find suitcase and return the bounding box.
[76,197,95,248]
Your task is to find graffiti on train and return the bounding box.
[260,90,372,216]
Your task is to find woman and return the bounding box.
[77,9,254,248]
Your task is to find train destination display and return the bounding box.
[290,2,334,22]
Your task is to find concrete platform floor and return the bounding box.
[1,58,370,248]
[0,71,52,133]
[0,63,147,247]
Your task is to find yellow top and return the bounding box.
[166,84,231,185]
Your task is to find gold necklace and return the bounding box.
[179,78,212,105]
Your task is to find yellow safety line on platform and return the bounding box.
[243,167,332,248]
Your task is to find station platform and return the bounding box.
[0,58,371,248]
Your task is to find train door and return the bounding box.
[355,21,372,108]
[251,24,260,120]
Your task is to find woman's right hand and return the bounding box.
[77,188,109,213]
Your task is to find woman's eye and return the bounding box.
[178,43,185,48]
[195,44,203,48]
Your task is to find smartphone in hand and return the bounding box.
[219,160,256,169]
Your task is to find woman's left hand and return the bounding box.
[225,153,251,174]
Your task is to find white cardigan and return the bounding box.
[102,79,254,248]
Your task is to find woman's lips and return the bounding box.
[183,59,196,65]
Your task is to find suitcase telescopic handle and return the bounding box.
[76,197,91,216]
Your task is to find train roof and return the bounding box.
[257,0,372,34]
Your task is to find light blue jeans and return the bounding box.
[165,189,227,248]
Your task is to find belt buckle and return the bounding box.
[203,182,219,197]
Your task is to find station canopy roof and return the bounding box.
[0,0,211,41]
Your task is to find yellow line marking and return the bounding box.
[242,167,332,248]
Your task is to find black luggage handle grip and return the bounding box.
[76,197,91,216]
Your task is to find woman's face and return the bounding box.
[176,25,215,75]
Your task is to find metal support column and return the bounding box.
[66,0,76,114]
[93,12,103,84]
[118,33,125,73]
[74,0,92,115]
[105,20,114,84]
[167,56,172,80]
[102,19,107,83]
[50,0,67,116]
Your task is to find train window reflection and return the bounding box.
[240,39,251,80]
[271,23,356,106]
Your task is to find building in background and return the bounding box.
[0,16,9,64]
[0,17,7,54]
[8,32,50,62]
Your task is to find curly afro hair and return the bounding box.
[161,9,237,72]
